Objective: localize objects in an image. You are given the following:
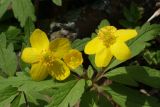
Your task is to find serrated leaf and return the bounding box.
[25,90,46,105]
[11,93,21,107]
[47,79,85,107]
[0,86,18,102]
[19,79,59,92]
[98,95,113,107]
[0,72,31,88]
[0,0,11,18]
[107,23,160,70]
[0,72,62,91]
[98,19,110,29]
[0,33,6,48]
[80,91,98,107]
[80,91,112,107]
[104,84,160,107]
[0,33,17,76]
[106,66,160,88]
[52,0,62,6]
[12,0,36,27]
[87,65,94,79]
[72,38,90,51]
[5,26,21,42]
[4,26,22,50]
[0,94,17,107]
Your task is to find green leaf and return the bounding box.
[72,65,83,76]
[0,86,18,102]
[0,72,31,88]
[98,19,110,29]
[107,23,160,70]
[0,33,6,48]
[0,72,62,91]
[80,91,112,107]
[47,79,85,107]
[25,90,46,105]
[12,0,36,27]
[80,91,98,107]
[5,26,21,42]
[88,55,101,72]
[0,94,17,107]
[11,93,21,107]
[19,79,59,92]
[98,95,113,107]
[0,33,17,76]
[72,38,90,51]
[0,0,11,18]
[104,84,160,107]
[52,0,62,6]
[87,65,94,79]
[24,18,35,46]
[4,26,22,50]
[106,66,160,88]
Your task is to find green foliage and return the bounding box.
[104,84,160,107]
[106,66,160,88]
[98,19,110,29]
[0,0,160,106]
[47,79,85,107]
[0,0,11,18]
[143,49,160,65]
[80,91,112,107]
[5,26,22,50]
[11,93,21,107]
[24,18,35,46]
[72,38,90,51]
[52,0,62,6]
[0,0,36,27]
[12,0,36,27]
[72,65,83,76]
[0,33,17,77]
[108,23,160,70]
[88,55,101,71]
[0,86,18,102]
[87,65,94,79]
[119,2,142,28]
[0,72,66,106]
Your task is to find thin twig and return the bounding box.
[147,8,160,22]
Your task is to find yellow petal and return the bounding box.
[30,62,48,81]
[21,48,40,64]
[49,38,71,58]
[116,29,137,42]
[63,49,83,69]
[84,37,105,54]
[30,29,49,50]
[110,42,131,61]
[48,59,70,80]
[95,48,112,67]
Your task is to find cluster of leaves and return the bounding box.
[0,0,62,27]
[119,2,143,28]
[0,1,160,107]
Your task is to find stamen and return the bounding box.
[98,26,117,48]
[40,51,56,67]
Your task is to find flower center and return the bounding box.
[98,26,117,48]
[40,50,56,67]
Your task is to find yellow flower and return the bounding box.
[21,29,82,81]
[64,49,83,69]
[84,26,137,67]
